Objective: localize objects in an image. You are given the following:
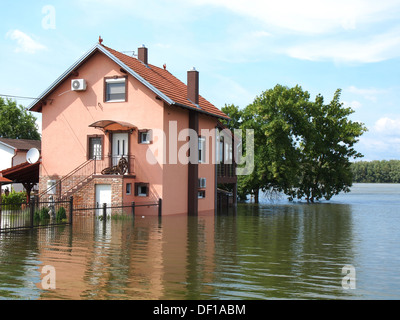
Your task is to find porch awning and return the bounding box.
[0,177,12,184]
[89,120,137,132]
[0,161,40,184]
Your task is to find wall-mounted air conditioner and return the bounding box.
[47,180,57,195]
[71,79,87,91]
[198,178,206,189]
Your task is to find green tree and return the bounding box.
[352,160,400,183]
[291,89,367,202]
[223,85,367,203]
[0,97,40,140]
[224,85,311,202]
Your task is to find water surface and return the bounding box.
[0,184,399,300]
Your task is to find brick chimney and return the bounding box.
[187,67,199,105]
[138,45,148,65]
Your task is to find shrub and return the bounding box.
[34,207,50,221]
[56,206,67,221]
[1,190,27,210]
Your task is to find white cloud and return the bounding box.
[284,27,400,63]
[374,117,400,135]
[346,86,388,102]
[193,0,400,34]
[356,115,400,159]
[191,0,400,63]
[343,100,362,110]
[6,30,47,54]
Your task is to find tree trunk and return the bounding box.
[254,188,259,203]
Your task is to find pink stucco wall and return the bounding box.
[198,114,217,214]
[162,103,189,215]
[41,51,163,206]
[40,50,219,215]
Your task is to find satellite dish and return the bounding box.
[26,148,40,164]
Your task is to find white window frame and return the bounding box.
[198,178,207,189]
[126,183,132,195]
[198,190,206,199]
[139,130,152,144]
[138,184,148,197]
[198,136,206,163]
[105,77,126,102]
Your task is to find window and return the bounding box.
[105,77,127,102]
[198,190,206,199]
[126,183,132,195]
[139,130,152,144]
[198,136,206,163]
[135,183,149,197]
[88,136,103,160]
[219,137,224,164]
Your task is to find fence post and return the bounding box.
[30,196,35,228]
[103,203,107,221]
[131,201,135,217]
[69,196,73,225]
[158,198,162,217]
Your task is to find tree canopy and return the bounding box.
[222,84,367,203]
[0,97,40,140]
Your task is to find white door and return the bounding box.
[112,133,129,166]
[95,184,112,216]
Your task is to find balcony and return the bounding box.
[94,155,135,176]
[217,163,237,184]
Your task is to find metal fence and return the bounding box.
[74,199,162,219]
[0,197,73,233]
[0,197,162,233]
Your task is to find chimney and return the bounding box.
[138,45,148,65]
[187,67,199,105]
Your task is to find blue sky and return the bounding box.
[1,0,400,161]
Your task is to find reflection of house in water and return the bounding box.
[36,215,215,299]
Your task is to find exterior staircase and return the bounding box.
[38,159,96,200]
[38,156,135,200]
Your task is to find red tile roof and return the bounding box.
[0,160,40,186]
[0,138,41,151]
[101,45,228,119]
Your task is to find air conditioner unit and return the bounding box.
[71,79,87,91]
[47,180,57,195]
[198,178,206,189]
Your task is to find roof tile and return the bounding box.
[102,45,228,119]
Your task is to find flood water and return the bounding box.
[0,183,399,300]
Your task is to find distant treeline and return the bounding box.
[351,160,400,183]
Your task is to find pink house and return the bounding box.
[28,39,237,216]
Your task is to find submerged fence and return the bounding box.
[73,198,162,220]
[0,197,162,233]
[0,197,73,233]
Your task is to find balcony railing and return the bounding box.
[217,163,235,178]
[94,155,135,176]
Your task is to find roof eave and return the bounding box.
[28,44,174,112]
[0,141,15,151]
[173,102,230,120]
[28,44,100,112]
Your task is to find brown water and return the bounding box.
[0,184,399,300]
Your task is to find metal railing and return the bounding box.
[0,197,73,233]
[217,163,236,177]
[38,155,136,200]
[94,155,135,176]
[38,159,94,199]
